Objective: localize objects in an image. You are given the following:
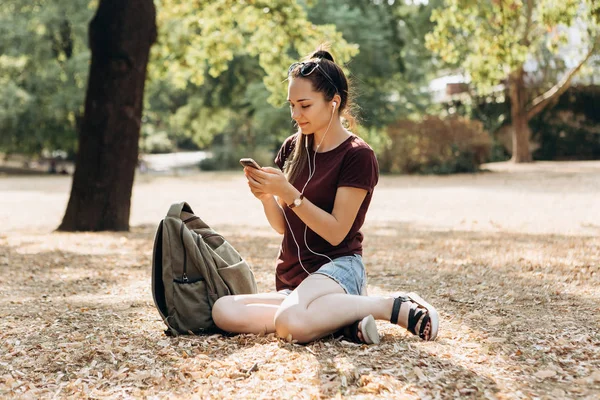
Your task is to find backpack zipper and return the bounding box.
[196,234,216,295]
[180,223,188,282]
[179,227,220,288]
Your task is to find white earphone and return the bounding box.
[332,101,337,108]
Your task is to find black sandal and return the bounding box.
[334,315,380,344]
[390,292,439,341]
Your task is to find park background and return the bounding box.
[1,0,599,399]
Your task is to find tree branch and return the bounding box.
[521,0,534,47]
[526,40,598,121]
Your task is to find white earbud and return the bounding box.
[332,101,337,108]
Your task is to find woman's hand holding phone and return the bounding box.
[247,180,271,201]
[241,158,271,201]
[239,158,261,169]
[241,158,290,201]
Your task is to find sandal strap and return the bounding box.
[391,295,429,338]
[418,314,431,338]
[390,297,402,325]
[390,293,439,341]
[346,320,362,343]
[334,320,362,343]
[407,308,425,335]
[391,295,414,326]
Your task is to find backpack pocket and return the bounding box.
[212,241,243,266]
[218,260,258,295]
[172,278,214,332]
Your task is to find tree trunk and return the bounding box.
[58,0,157,231]
[509,68,533,163]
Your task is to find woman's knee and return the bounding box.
[274,308,314,344]
[211,296,238,330]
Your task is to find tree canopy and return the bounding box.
[426,0,600,161]
[0,0,94,155]
[1,0,443,158]
[151,0,358,105]
[426,0,600,96]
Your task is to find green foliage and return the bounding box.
[0,0,94,155]
[151,0,358,106]
[426,0,600,93]
[381,116,491,174]
[354,126,391,159]
[169,98,233,148]
[140,126,176,154]
[442,91,510,162]
[2,0,447,170]
[1,0,357,157]
[307,0,440,127]
[199,143,275,171]
[140,0,360,160]
[533,85,600,160]
[145,0,444,168]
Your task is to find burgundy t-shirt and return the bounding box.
[273,134,379,291]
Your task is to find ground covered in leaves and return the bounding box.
[1,162,599,399]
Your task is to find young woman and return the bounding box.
[212,49,439,344]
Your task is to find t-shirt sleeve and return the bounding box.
[274,136,296,171]
[274,144,286,171]
[338,148,379,193]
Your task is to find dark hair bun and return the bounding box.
[311,50,335,63]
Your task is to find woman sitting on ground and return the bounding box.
[212,48,439,344]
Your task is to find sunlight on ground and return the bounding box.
[1,166,599,398]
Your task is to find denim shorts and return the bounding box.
[277,254,367,296]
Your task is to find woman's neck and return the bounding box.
[312,119,350,152]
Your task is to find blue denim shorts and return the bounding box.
[312,254,368,296]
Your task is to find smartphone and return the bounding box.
[239,158,261,169]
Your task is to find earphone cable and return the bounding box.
[276,104,338,280]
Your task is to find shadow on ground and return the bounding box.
[1,224,599,398]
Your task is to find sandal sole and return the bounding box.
[406,292,439,341]
[360,314,380,345]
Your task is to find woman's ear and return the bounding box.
[332,94,342,109]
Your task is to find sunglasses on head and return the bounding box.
[288,59,339,94]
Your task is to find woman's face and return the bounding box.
[287,77,334,135]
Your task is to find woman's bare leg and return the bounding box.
[274,274,395,343]
[211,293,286,334]
[213,276,435,343]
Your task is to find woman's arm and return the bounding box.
[279,184,366,246]
[247,167,367,246]
[260,195,286,235]
[244,167,286,235]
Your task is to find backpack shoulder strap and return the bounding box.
[169,202,211,230]
[167,202,193,218]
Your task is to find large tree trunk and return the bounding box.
[58,0,157,231]
[508,68,533,163]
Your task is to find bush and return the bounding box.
[381,116,491,174]
[355,126,391,157]
[533,110,600,160]
[140,131,175,154]
[532,85,600,160]
[199,145,275,171]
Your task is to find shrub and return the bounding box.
[381,116,491,174]
[140,131,175,154]
[199,145,274,171]
[534,112,600,160]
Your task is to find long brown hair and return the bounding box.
[284,48,357,185]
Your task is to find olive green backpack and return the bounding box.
[151,202,258,335]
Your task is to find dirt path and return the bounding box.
[1,164,599,399]
[2,162,600,235]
